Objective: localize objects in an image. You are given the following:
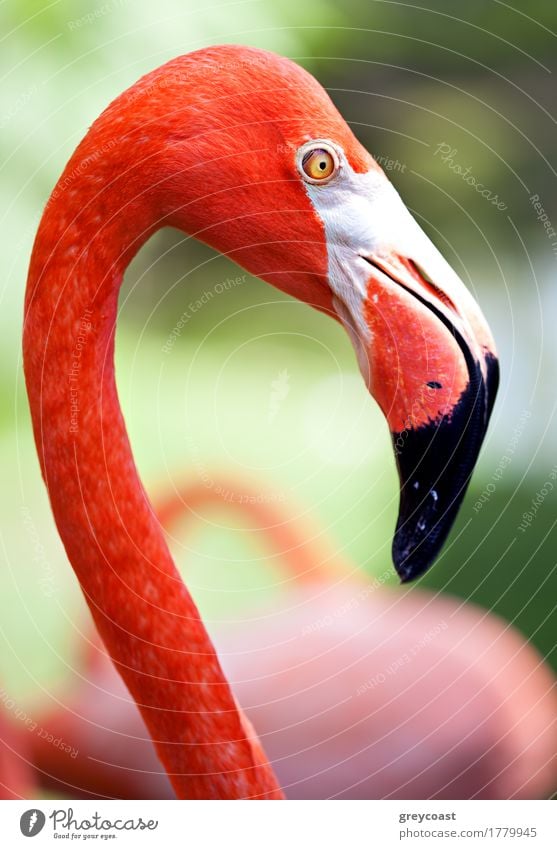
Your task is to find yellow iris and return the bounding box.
[301,148,335,180]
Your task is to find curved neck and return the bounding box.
[23,109,282,800]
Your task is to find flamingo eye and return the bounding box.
[297,141,339,184]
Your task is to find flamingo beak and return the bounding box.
[335,249,498,583]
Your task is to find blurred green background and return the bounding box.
[1,0,556,721]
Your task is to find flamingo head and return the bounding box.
[156,45,498,581]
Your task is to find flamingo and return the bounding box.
[23,45,499,800]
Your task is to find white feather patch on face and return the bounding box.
[301,150,385,347]
[300,143,483,350]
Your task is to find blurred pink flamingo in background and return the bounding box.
[19,479,556,800]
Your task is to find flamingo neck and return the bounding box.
[23,107,283,800]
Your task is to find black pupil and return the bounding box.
[303,149,331,175]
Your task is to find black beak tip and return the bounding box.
[395,560,418,584]
[389,350,498,585]
[392,528,440,584]
[398,570,420,585]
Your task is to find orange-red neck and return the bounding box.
[23,102,282,800]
